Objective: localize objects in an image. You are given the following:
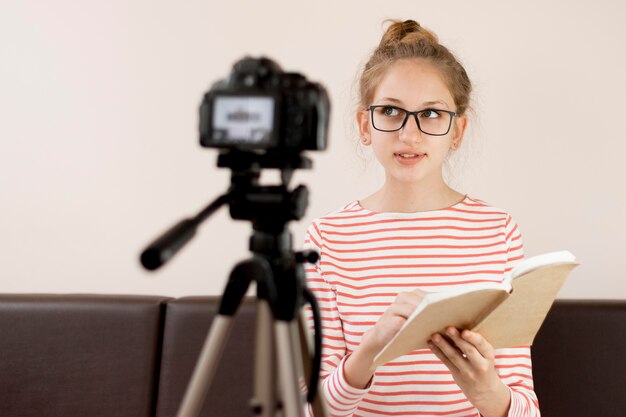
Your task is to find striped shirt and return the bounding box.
[304,196,539,417]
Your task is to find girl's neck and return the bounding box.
[361,177,465,213]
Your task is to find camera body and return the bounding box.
[199,57,329,152]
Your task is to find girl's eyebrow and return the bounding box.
[378,97,404,104]
[421,100,449,109]
[378,98,450,109]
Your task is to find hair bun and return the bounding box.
[379,19,439,48]
[358,18,472,116]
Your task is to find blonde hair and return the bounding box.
[358,20,472,115]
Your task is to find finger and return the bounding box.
[409,288,430,302]
[427,340,458,373]
[386,302,417,319]
[430,333,470,371]
[461,330,495,361]
[396,291,427,306]
[444,327,481,362]
[411,288,430,297]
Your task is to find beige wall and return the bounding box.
[1,0,624,298]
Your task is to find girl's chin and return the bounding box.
[387,171,431,185]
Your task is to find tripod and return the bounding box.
[141,151,328,417]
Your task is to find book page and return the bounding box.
[508,250,577,282]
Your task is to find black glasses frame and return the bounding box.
[368,105,457,136]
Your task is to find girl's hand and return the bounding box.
[360,289,429,355]
[428,327,511,417]
[345,289,429,389]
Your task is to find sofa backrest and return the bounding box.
[0,294,169,417]
[155,296,256,417]
[1,295,625,417]
[532,299,626,416]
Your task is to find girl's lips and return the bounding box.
[394,152,425,165]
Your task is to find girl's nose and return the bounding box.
[398,114,423,145]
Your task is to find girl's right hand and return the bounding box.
[360,289,429,356]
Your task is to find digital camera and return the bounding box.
[199,57,329,152]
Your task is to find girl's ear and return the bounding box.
[357,109,371,145]
[451,115,468,150]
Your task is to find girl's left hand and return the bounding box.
[428,327,511,416]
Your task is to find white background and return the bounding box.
[1,0,624,298]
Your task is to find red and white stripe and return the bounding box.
[304,196,539,417]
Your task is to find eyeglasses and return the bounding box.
[368,105,456,136]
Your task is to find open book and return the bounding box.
[371,251,579,369]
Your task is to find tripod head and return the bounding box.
[140,149,316,270]
[219,149,310,235]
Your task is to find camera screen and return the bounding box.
[211,96,275,145]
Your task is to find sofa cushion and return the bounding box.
[0,294,169,417]
[155,296,256,417]
[532,299,626,416]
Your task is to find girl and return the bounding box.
[305,20,539,417]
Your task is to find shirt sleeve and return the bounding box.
[498,215,541,417]
[303,221,370,416]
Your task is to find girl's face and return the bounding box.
[357,59,467,187]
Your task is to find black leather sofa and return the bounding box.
[1,295,624,417]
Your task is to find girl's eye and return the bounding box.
[421,109,441,119]
[382,106,401,117]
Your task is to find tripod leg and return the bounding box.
[274,320,306,417]
[176,316,234,417]
[176,258,257,417]
[251,299,277,417]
